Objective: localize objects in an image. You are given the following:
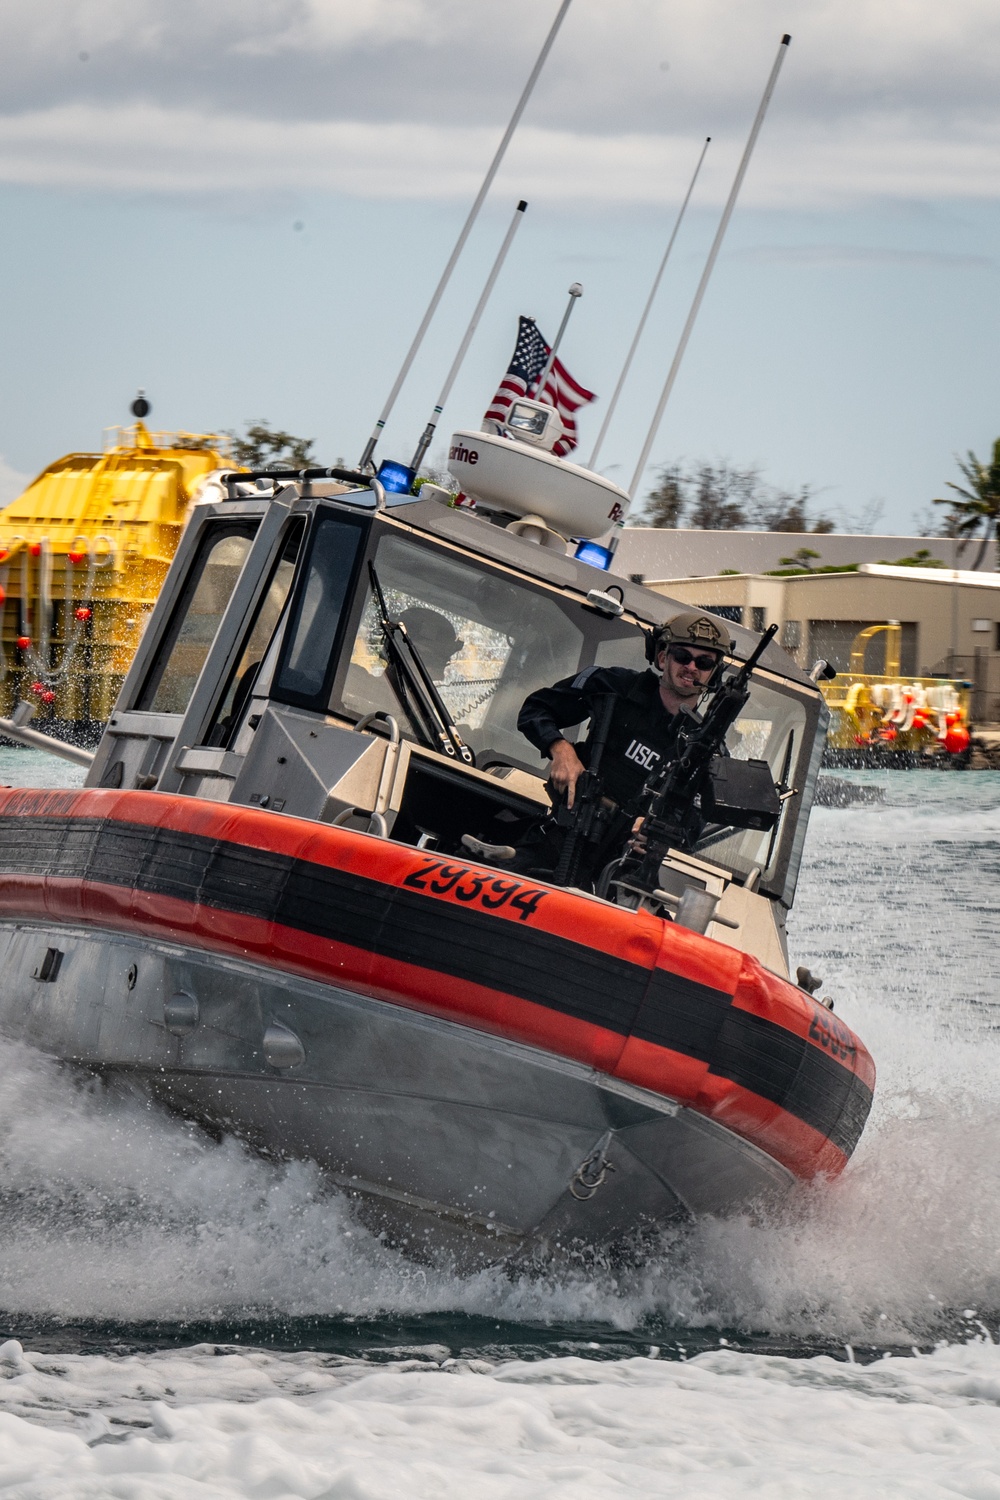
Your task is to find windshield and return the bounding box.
[695,675,811,894]
[338,531,594,768]
[326,522,818,903]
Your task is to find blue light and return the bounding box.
[574,540,614,571]
[376,459,416,495]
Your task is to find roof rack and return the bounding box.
[219,466,371,491]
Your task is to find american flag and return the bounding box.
[483,316,595,458]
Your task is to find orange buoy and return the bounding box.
[945,723,970,754]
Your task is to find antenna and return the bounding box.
[624,34,792,512]
[357,0,574,470]
[529,281,583,399]
[410,200,528,474]
[588,137,710,471]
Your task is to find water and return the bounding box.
[2,752,1000,1495]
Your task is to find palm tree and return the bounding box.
[934,439,1000,569]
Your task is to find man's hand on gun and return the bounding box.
[627,816,648,851]
[548,739,586,809]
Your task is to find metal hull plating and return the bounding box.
[0,787,874,1262]
[0,917,793,1262]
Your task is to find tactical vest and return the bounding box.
[579,676,683,811]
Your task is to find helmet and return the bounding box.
[647,609,733,663]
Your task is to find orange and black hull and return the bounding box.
[0,787,874,1258]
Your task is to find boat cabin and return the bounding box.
[86,476,827,963]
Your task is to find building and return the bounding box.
[611,529,995,582]
[642,563,1000,722]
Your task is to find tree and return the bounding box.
[887,547,945,569]
[778,546,821,570]
[639,458,832,532]
[911,503,965,539]
[640,463,687,527]
[686,461,758,529]
[229,420,315,470]
[934,439,1000,569]
[746,483,833,533]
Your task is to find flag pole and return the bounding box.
[529,281,583,399]
[588,136,710,472]
[357,0,574,471]
[622,34,791,517]
[410,200,528,474]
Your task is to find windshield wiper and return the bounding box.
[367,562,475,766]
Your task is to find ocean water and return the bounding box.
[1,750,999,1496]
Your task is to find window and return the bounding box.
[781,620,801,652]
[338,531,586,768]
[137,522,258,713]
[507,402,548,437]
[593,632,649,671]
[205,520,305,746]
[696,677,808,885]
[750,606,767,633]
[273,510,367,707]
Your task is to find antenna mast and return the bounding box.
[588,137,710,472]
[625,34,791,510]
[530,281,583,399]
[357,0,573,470]
[410,200,528,474]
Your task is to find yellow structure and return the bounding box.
[0,424,239,725]
[822,623,970,756]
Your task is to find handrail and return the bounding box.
[356,711,401,744]
[219,466,371,490]
[0,710,94,766]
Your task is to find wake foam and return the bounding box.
[0,773,997,1344]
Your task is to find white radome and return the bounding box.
[447,429,628,541]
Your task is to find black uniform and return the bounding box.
[513,666,693,885]
[518,665,688,813]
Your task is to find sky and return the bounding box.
[0,0,998,532]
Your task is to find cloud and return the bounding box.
[1,103,1000,210]
[0,0,997,205]
[5,0,1000,128]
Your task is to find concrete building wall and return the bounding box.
[611,529,994,582]
[646,570,1000,721]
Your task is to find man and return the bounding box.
[394,607,463,686]
[462,610,733,883]
[345,604,463,724]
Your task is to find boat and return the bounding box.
[822,622,971,764]
[0,416,236,738]
[0,429,875,1266]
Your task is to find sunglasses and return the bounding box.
[668,646,720,672]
